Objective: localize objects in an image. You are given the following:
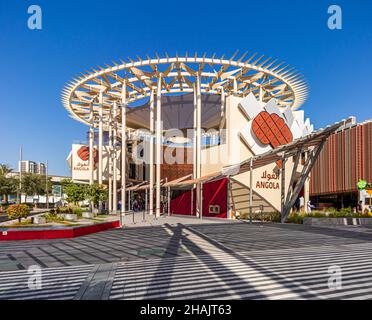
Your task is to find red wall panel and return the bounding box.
[170,178,228,218]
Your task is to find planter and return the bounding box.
[82,212,94,219]
[303,217,372,226]
[32,216,46,224]
[0,220,120,241]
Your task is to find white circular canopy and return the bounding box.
[62,51,308,129]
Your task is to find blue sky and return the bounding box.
[0,0,371,176]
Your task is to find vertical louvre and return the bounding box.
[310,121,372,195]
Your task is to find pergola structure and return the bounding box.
[62,51,308,219]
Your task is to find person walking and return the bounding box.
[307,200,315,213]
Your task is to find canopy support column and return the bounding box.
[156,75,162,218]
[196,75,202,218]
[108,109,113,213]
[89,103,95,185]
[167,185,171,216]
[145,188,148,213]
[280,155,287,222]
[98,91,104,213]
[128,189,131,212]
[113,101,118,212]
[192,83,197,216]
[249,157,253,224]
[149,89,155,215]
[121,83,127,220]
[281,140,327,222]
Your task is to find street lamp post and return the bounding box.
[46,160,49,209]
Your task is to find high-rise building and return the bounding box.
[19,160,46,175]
[37,163,46,175]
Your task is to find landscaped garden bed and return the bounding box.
[237,207,372,224]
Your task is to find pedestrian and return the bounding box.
[133,198,138,212]
[294,197,300,212]
[306,200,315,213]
[357,200,363,213]
[299,196,305,212]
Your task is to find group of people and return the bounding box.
[131,198,145,212]
[356,200,372,214]
[293,196,316,213]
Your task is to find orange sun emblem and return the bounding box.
[252,111,293,168]
[77,146,98,169]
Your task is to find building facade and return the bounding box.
[62,52,349,221]
[310,119,372,211]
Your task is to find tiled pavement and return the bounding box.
[1,218,372,299]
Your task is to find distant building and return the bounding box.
[6,172,71,205]
[37,163,46,175]
[19,160,46,175]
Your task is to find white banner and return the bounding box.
[68,144,121,182]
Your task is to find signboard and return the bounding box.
[238,93,313,161]
[52,185,62,197]
[256,170,280,190]
[357,179,372,191]
[68,144,120,182]
[358,179,372,206]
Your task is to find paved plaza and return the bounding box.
[1,214,372,299]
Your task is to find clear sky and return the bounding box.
[0,0,371,176]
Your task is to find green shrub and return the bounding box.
[56,206,73,214]
[72,207,82,217]
[7,204,30,222]
[287,212,303,224]
[44,213,64,223]
[239,211,281,222]
[339,207,352,215]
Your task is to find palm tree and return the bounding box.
[21,173,43,196]
[0,164,17,203]
[21,173,52,207]
[0,164,12,177]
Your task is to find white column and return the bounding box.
[192,83,197,216]
[149,89,155,215]
[196,74,201,179]
[219,89,225,133]
[249,157,253,224]
[167,185,170,216]
[113,101,118,212]
[98,91,104,185]
[108,109,113,212]
[155,75,162,218]
[89,104,95,185]
[128,190,131,211]
[98,92,104,213]
[259,86,263,102]
[121,83,127,216]
[193,84,197,180]
[196,75,202,218]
